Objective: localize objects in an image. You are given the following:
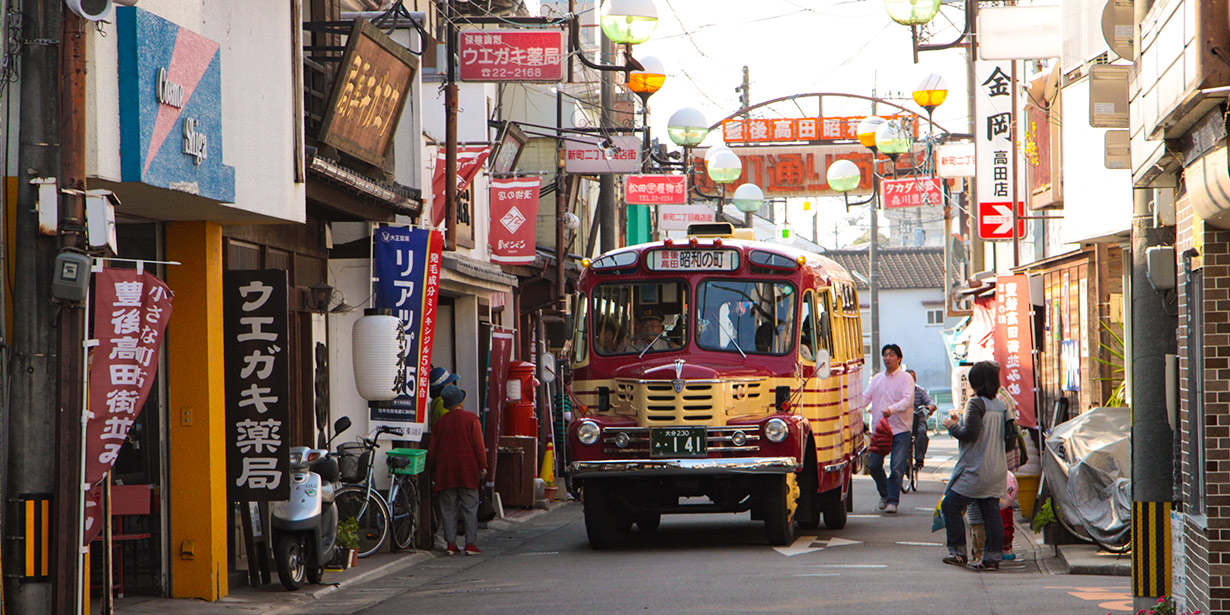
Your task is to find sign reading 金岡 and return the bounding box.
[978,200,1026,240]
[458,29,565,82]
[489,178,540,264]
[625,175,687,205]
[658,204,713,231]
[975,60,1024,239]
[224,269,290,502]
[993,274,1036,428]
[881,177,944,208]
[372,226,444,440]
[83,267,174,544]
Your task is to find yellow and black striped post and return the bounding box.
[21,493,51,581]
[1132,500,1170,598]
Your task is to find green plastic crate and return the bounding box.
[386,448,426,476]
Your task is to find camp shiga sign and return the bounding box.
[83,267,174,544]
[224,269,291,502]
[318,19,418,167]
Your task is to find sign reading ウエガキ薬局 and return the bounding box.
[117,7,235,203]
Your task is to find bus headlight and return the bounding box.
[764,418,789,443]
[577,421,601,446]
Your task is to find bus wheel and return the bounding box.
[763,475,796,546]
[636,512,661,533]
[583,481,618,550]
[820,481,849,530]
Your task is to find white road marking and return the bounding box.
[773,535,825,557]
[793,573,841,577]
[805,564,887,568]
[825,537,862,547]
[896,541,942,546]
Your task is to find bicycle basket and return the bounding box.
[337,442,371,483]
[386,448,426,476]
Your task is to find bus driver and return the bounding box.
[628,308,677,352]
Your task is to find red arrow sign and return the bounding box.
[978,201,1026,240]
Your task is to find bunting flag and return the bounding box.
[488,177,540,264]
[430,146,490,227]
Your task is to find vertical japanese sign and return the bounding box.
[975,60,1024,240]
[225,270,290,502]
[483,328,515,486]
[372,225,444,440]
[83,267,174,543]
[993,275,1037,428]
[489,177,540,264]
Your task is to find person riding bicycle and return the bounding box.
[906,369,937,469]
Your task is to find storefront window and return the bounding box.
[697,280,796,355]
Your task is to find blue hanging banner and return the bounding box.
[371,225,444,440]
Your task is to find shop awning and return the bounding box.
[1187,144,1230,229]
[307,154,422,221]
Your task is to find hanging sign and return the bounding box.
[371,225,444,440]
[936,142,976,178]
[564,135,641,174]
[658,204,713,231]
[458,29,566,82]
[993,274,1037,428]
[483,328,515,486]
[224,269,290,502]
[722,115,917,144]
[978,200,1026,240]
[489,177,540,264]
[626,174,687,205]
[431,146,491,227]
[83,266,174,544]
[881,177,944,208]
[975,60,1025,239]
[692,145,926,198]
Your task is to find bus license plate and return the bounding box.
[650,427,707,458]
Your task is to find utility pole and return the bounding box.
[7,0,68,612]
[737,67,754,229]
[597,36,616,253]
[53,8,89,614]
[444,0,458,251]
[869,92,880,371]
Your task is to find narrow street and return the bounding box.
[216,436,1131,615]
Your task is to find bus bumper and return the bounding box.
[569,456,800,479]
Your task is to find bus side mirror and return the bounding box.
[814,349,831,380]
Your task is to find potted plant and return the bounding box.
[335,517,360,569]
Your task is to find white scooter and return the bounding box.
[271,416,351,590]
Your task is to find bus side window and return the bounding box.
[800,291,816,362]
[816,290,833,358]
[572,293,588,363]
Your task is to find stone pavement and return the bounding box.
[92,505,556,615]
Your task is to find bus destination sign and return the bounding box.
[646,249,739,272]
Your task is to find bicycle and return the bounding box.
[385,447,426,551]
[335,425,406,558]
[900,406,930,494]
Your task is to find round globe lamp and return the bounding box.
[706,150,742,184]
[627,55,665,97]
[600,0,659,45]
[884,0,941,25]
[874,120,911,158]
[826,159,862,193]
[856,116,885,151]
[913,73,948,113]
[704,144,733,164]
[731,183,765,214]
[667,107,708,147]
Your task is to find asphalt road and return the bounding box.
[290,437,1131,615]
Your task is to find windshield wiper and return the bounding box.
[638,329,670,358]
[717,320,746,358]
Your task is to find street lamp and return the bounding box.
[628,55,666,172]
[856,116,885,153]
[843,118,890,370]
[731,183,764,214]
[706,148,743,223]
[874,119,912,173]
[667,107,708,147]
[884,0,941,25]
[912,73,948,117]
[600,0,659,45]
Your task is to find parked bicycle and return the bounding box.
[335,425,425,557]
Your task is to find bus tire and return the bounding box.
[583,481,618,550]
[820,481,849,530]
[763,475,796,546]
[637,512,661,533]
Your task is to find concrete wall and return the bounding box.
[87,3,304,223]
[861,287,951,391]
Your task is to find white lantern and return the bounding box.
[352,315,403,401]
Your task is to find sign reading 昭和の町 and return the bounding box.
[372,225,444,440]
[224,269,290,502]
[83,266,174,544]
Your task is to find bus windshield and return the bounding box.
[697,280,797,355]
[592,281,688,355]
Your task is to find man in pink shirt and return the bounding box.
[859,344,914,513]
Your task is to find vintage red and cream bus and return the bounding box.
[565,223,867,549]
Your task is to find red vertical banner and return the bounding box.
[83,267,174,544]
[483,328,515,485]
[993,274,1037,427]
[488,177,539,264]
[430,146,491,226]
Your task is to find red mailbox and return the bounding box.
[505,361,538,437]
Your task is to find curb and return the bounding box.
[1057,544,1132,577]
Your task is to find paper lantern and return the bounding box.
[352,315,403,401]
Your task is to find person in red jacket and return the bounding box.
[427,385,488,555]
